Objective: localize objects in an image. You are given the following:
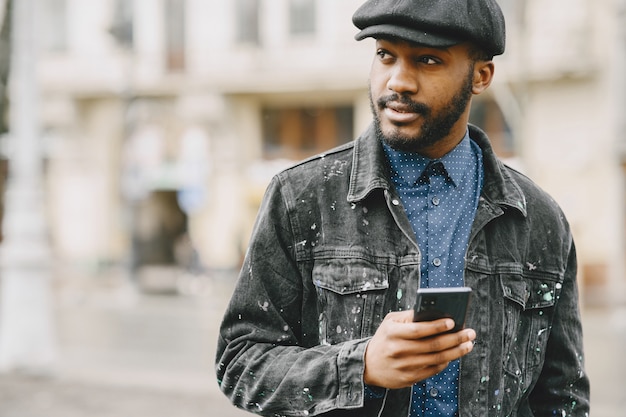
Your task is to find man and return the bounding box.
[216,0,590,416]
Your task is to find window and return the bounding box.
[235,0,260,45]
[469,97,515,158]
[41,0,68,52]
[165,0,186,72]
[262,105,353,160]
[109,0,134,48]
[289,0,316,36]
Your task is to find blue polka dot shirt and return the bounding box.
[383,131,483,417]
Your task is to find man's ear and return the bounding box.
[472,61,495,95]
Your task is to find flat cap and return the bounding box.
[353,0,506,57]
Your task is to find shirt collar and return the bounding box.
[382,130,473,187]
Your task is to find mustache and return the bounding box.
[377,94,430,115]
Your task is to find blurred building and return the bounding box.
[33,0,625,305]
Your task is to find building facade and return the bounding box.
[32,0,626,305]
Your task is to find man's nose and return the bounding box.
[387,62,418,94]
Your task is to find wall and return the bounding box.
[35,0,626,304]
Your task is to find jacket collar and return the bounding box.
[347,123,528,217]
[347,124,393,202]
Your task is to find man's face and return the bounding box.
[369,38,476,158]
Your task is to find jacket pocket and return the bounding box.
[501,275,558,388]
[313,257,389,345]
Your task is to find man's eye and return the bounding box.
[376,49,392,60]
[418,56,439,65]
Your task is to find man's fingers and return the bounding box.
[429,340,475,364]
[385,310,455,331]
[383,311,456,339]
[384,310,417,323]
[364,311,477,389]
[434,328,476,349]
[380,311,476,353]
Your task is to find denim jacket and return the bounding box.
[216,124,590,417]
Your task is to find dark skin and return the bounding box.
[364,38,495,389]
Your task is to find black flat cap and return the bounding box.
[353,0,506,57]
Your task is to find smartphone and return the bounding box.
[413,287,472,333]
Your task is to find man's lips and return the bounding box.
[383,103,421,124]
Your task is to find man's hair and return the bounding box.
[468,44,494,63]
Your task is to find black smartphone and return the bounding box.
[413,287,472,333]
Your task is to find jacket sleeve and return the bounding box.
[215,176,369,417]
[529,237,590,416]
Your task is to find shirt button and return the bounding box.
[429,388,439,398]
[433,258,442,267]
[432,197,440,206]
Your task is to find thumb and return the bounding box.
[384,309,415,323]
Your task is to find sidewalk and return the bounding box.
[0,374,227,417]
[0,267,623,417]
[0,268,248,417]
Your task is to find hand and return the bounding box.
[363,310,476,389]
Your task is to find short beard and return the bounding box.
[371,65,474,154]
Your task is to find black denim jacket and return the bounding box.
[216,124,590,417]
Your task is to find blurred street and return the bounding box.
[0,267,249,417]
[0,266,623,417]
